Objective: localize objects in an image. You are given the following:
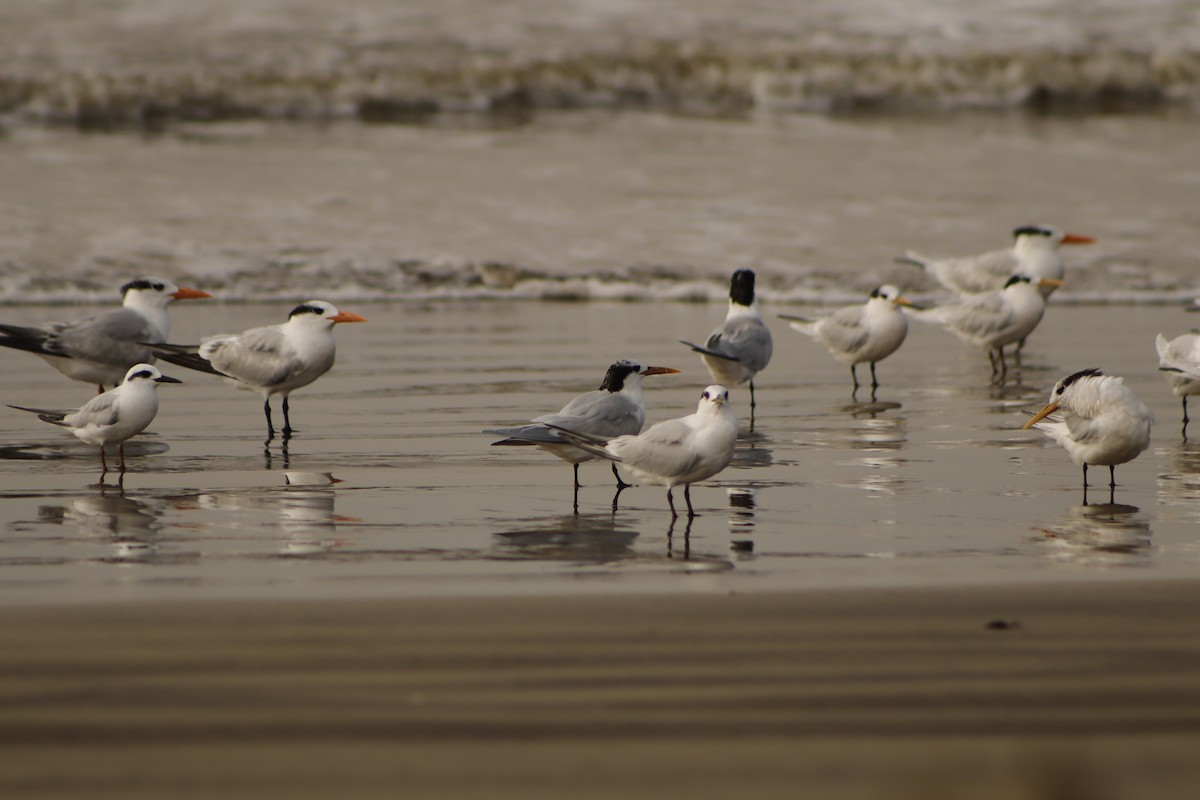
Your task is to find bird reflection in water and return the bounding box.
[728,487,757,559]
[39,485,163,562]
[1032,503,1153,567]
[666,514,693,560]
[190,471,349,557]
[494,514,639,564]
[1157,441,1200,507]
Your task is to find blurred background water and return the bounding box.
[0,0,1197,304]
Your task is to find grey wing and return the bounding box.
[202,326,298,386]
[486,424,565,445]
[614,418,701,477]
[51,309,160,365]
[944,293,1014,339]
[966,250,1019,285]
[710,319,773,371]
[1063,412,1104,444]
[63,391,121,428]
[933,249,1016,293]
[538,390,644,437]
[817,306,871,355]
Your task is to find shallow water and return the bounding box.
[1,0,1199,604]
[0,299,1197,605]
[2,111,1199,303]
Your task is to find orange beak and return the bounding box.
[893,295,914,307]
[1037,278,1066,289]
[1022,401,1060,430]
[172,287,213,300]
[1060,233,1095,245]
[330,311,367,323]
[644,366,682,376]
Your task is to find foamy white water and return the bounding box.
[1,111,1197,304]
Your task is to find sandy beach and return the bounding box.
[3,581,1200,799]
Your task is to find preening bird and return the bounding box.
[548,385,738,518]
[8,363,182,475]
[1023,368,1153,504]
[147,300,366,440]
[781,285,912,398]
[486,360,681,496]
[897,225,1093,297]
[681,269,772,427]
[913,274,1061,380]
[0,277,211,392]
[1155,332,1200,439]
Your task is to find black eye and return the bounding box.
[152,283,164,291]
[702,391,710,399]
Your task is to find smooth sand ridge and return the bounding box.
[2,581,1200,799]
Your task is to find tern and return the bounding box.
[1023,368,1153,504]
[0,277,211,392]
[1155,332,1200,439]
[781,285,913,399]
[897,225,1094,297]
[147,300,366,440]
[681,269,772,428]
[914,275,1061,381]
[486,360,681,497]
[548,385,738,518]
[8,363,182,475]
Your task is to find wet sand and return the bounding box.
[3,581,1200,799]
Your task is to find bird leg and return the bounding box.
[573,463,581,489]
[282,396,295,436]
[611,463,631,490]
[99,446,108,477]
[1183,396,1190,441]
[118,443,126,473]
[749,380,758,432]
[611,484,627,513]
[684,484,697,518]
[869,362,880,391]
[850,365,860,399]
[989,347,1008,383]
[667,487,678,519]
[263,398,276,441]
[1082,463,1089,488]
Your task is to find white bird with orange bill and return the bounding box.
[1022,368,1152,504]
[897,224,1094,297]
[914,274,1062,381]
[148,300,366,440]
[0,277,211,392]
